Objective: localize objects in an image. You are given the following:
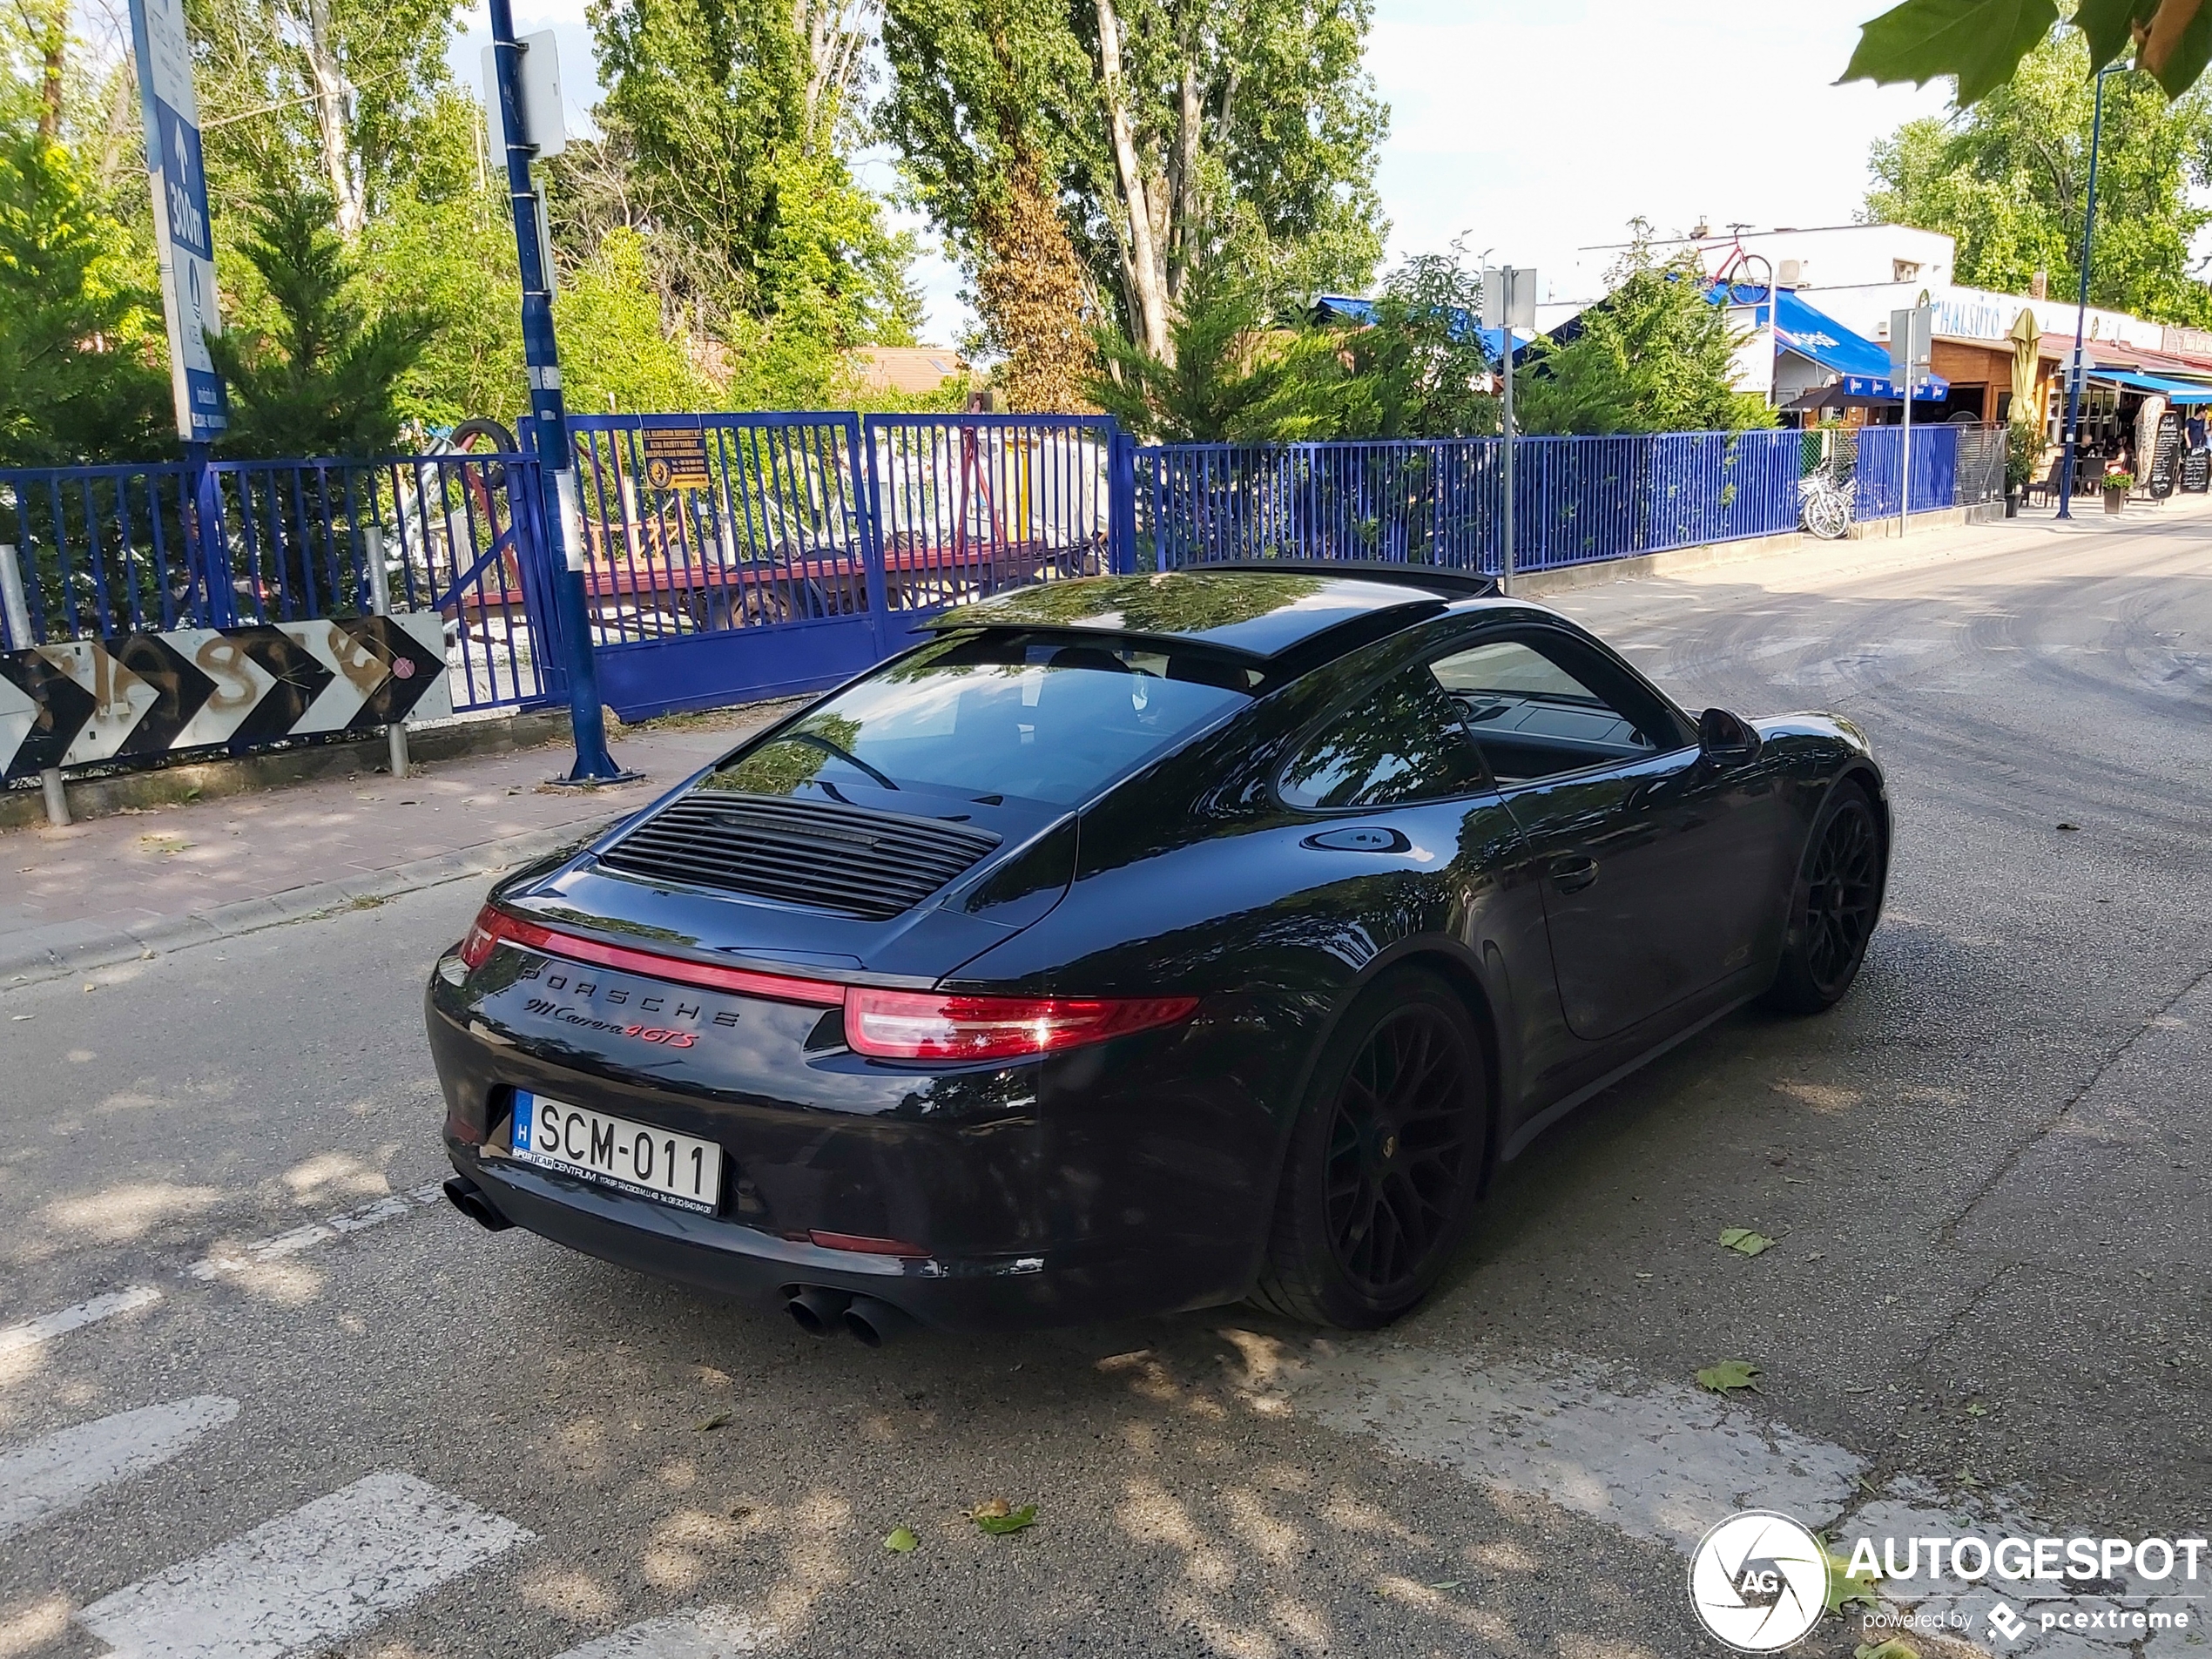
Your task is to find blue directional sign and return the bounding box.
[128,0,227,441]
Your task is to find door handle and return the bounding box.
[1549,854,1599,893]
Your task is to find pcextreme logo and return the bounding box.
[1688,1511,1830,1652]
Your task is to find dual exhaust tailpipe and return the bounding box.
[786,1286,913,1347]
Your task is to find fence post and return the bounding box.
[0,544,68,826]
[186,445,234,629]
[1109,426,1136,575]
[853,415,894,655]
[363,523,410,780]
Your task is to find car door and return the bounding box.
[1432,626,1774,1043]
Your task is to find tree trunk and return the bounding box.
[1092,0,1172,362]
[24,0,67,144]
[304,0,364,235]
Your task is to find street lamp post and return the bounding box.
[2057,64,2117,521]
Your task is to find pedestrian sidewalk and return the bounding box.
[0,704,790,986]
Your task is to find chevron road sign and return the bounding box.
[0,614,449,783]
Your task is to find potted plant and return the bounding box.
[2102,469,2134,512]
[2004,421,2041,516]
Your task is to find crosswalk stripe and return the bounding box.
[75,1469,535,1659]
[0,1286,163,1359]
[548,1606,771,1658]
[0,1396,239,1544]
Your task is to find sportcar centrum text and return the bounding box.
[427,564,1888,1339]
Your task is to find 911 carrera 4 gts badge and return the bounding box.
[509,959,742,1042]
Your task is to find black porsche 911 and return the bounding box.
[428,564,1888,1339]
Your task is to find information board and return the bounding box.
[128,0,226,441]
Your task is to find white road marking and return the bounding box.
[1287,1348,1864,1550]
[549,1606,772,1658]
[0,1285,163,1359]
[185,1183,446,1280]
[0,1396,238,1544]
[75,1469,534,1659]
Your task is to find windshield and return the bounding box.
[705,633,1254,806]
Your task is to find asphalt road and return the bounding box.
[2,514,2207,1659]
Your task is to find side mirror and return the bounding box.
[1698,707,1761,764]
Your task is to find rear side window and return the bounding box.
[1279,665,1489,809]
[706,633,1251,807]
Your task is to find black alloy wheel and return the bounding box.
[1324,1005,1479,1296]
[1255,970,1488,1328]
[1765,785,1885,1014]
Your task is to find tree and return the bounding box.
[590,0,919,348]
[1514,233,1772,437]
[879,0,1388,388]
[1326,242,1497,439]
[1086,266,1345,439]
[1865,34,2212,326]
[1844,0,2212,107]
[206,187,433,455]
[0,122,172,465]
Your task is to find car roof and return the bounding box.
[927,564,1501,660]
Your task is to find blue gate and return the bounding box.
[566,413,1124,720]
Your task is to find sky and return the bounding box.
[451,0,1960,346]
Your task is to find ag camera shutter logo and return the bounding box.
[1689,1510,1830,1651]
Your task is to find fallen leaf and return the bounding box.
[1427,1579,1463,1589]
[2058,822,2080,832]
[1965,1402,1988,1417]
[1696,1360,1762,1394]
[884,1526,918,1553]
[1825,1534,1881,1614]
[969,1499,1037,1536]
[1855,1638,1916,1659]
[695,1412,731,1432]
[1718,1227,1774,1257]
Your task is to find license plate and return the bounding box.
[509,1093,723,1214]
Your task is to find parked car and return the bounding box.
[428,564,1889,1337]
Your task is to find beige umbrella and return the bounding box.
[2009,307,2040,422]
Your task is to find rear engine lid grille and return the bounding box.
[597,792,1001,921]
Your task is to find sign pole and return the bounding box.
[1501,308,1515,597]
[1899,364,1912,540]
[488,0,626,783]
[2058,66,2114,521]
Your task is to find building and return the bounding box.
[852,347,968,397]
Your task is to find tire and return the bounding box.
[1252,968,1490,1328]
[1805,489,1851,541]
[1763,781,1885,1015]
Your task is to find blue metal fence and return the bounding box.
[2,454,555,713]
[1134,429,1811,575]
[8,416,2000,746]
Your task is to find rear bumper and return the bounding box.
[427,971,1295,1332]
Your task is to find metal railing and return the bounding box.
[1,453,555,714]
[1136,428,1808,574]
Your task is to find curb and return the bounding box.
[0,817,617,989]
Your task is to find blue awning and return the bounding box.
[1710,284,1949,402]
[2091,368,2212,404]
[1312,294,1528,361]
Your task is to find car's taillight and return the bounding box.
[458,905,504,969]
[844,988,1198,1062]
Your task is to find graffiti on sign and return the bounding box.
[641,428,714,492]
[0,613,449,781]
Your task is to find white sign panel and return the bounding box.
[128,0,227,441]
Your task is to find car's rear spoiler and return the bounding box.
[1190,560,1500,599]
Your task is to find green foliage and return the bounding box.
[0,123,172,465]
[556,229,722,415]
[1865,35,2212,326]
[1328,242,1498,439]
[1843,0,2212,105]
[206,187,435,456]
[590,0,919,350]
[1087,270,1348,442]
[1516,235,1774,437]
[2006,416,2045,488]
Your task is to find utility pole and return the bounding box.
[486,0,626,782]
[1890,300,1932,540]
[2057,64,2117,521]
